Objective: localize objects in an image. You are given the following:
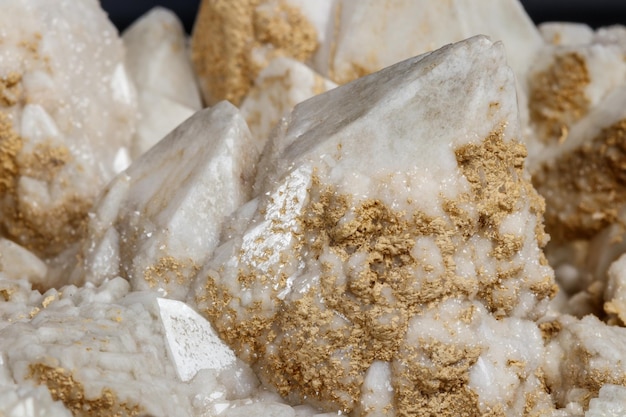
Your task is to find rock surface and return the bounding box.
[191,0,322,105]
[0,0,137,258]
[72,103,258,300]
[191,36,555,415]
[0,277,267,417]
[123,7,202,157]
[240,57,337,147]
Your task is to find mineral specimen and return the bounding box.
[123,7,202,157]
[190,0,328,105]
[0,0,137,258]
[191,35,555,415]
[72,103,258,299]
[240,57,337,146]
[4,1,626,416]
[0,277,257,417]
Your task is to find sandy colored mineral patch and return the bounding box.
[191,0,317,105]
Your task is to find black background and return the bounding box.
[100,0,626,34]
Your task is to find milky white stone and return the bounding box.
[320,0,541,85]
[586,384,626,417]
[539,22,594,47]
[72,102,258,300]
[0,239,46,285]
[192,36,554,414]
[604,253,626,324]
[409,299,555,416]
[531,87,626,316]
[132,90,196,157]
[0,278,197,417]
[240,57,337,148]
[0,0,137,259]
[594,25,626,49]
[157,297,236,382]
[0,384,72,417]
[545,315,626,408]
[0,278,305,417]
[123,7,202,157]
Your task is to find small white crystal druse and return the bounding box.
[5,0,626,416]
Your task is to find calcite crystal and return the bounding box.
[191,36,555,415]
[7,0,626,416]
[72,103,258,299]
[545,315,626,408]
[190,0,325,105]
[0,277,258,417]
[240,57,337,146]
[320,0,541,85]
[123,7,202,157]
[526,26,626,152]
[0,0,136,258]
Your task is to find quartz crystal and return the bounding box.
[71,103,258,299]
[0,0,136,259]
[158,297,236,382]
[240,57,337,146]
[586,385,626,417]
[546,315,626,409]
[191,36,555,415]
[6,0,626,416]
[0,277,265,417]
[319,0,541,86]
[525,25,626,166]
[191,0,327,105]
[123,7,202,157]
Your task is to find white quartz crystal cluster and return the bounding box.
[3,0,626,416]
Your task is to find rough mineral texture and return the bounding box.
[527,41,626,148]
[0,277,265,417]
[545,315,626,410]
[191,36,556,416]
[532,86,626,317]
[240,57,337,147]
[191,0,321,105]
[0,0,137,258]
[322,0,541,86]
[71,103,258,300]
[123,7,202,157]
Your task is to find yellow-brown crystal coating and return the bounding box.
[191,0,317,106]
[534,118,626,242]
[0,111,90,257]
[28,363,143,417]
[196,127,554,415]
[528,52,591,142]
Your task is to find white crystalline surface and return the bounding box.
[0,383,73,417]
[191,36,555,416]
[545,315,626,409]
[123,7,202,157]
[240,57,337,148]
[586,385,626,417]
[8,1,626,416]
[323,0,541,85]
[158,297,236,382]
[0,0,136,261]
[0,276,284,417]
[71,103,259,300]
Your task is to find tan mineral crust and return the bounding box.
[4,1,626,417]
